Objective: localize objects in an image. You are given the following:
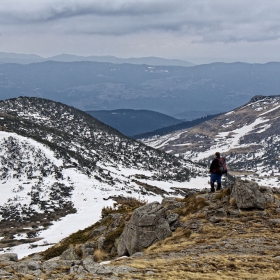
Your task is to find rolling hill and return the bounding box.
[0,97,206,258]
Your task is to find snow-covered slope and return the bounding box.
[0,97,207,258]
[142,95,280,186]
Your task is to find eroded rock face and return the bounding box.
[118,202,172,256]
[230,179,265,209]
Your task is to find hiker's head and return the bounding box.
[215,152,220,158]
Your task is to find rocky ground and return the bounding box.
[1,179,280,279]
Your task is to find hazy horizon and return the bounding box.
[1,1,280,64]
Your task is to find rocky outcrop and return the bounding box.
[3,179,280,279]
[0,253,138,279]
[0,253,18,262]
[230,179,266,209]
[118,202,173,256]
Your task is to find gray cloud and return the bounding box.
[1,0,280,62]
[1,0,280,43]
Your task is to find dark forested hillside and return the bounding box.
[134,113,222,139]
[86,109,183,136]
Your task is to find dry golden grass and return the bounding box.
[229,197,236,206]
[144,227,193,254]
[175,196,209,218]
[214,187,230,200]
[112,255,280,280]
[196,213,206,219]
[93,249,107,262]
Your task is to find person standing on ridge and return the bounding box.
[209,151,225,192]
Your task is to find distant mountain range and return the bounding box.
[0,52,195,67]
[1,60,280,118]
[142,95,280,187]
[86,109,183,136]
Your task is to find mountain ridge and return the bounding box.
[0,52,194,67]
[142,94,280,187]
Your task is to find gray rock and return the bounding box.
[0,253,18,262]
[264,192,275,204]
[82,257,100,273]
[42,259,61,273]
[0,269,12,277]
[45,256,61,262]
[69,265,88,274]
[118,202,172,256]
[80,242,95,257]
[96,266,114,275]
[165,202,185,211]
[109,213,122,220]
[15,260,42,274]
[98,236,106,250]
[227,209,240,217]
[112,265,138,274]
[161,197,178,206]
[230,179,265,209]
[166,211,179,224]
[275,199,280,207]
[170,219,181,231]
[131,252,144,257]
[42,259,76,273]
[89,225,107,238]
[161,197,185,210]
[210,216,222,223]
[269,219,280,225]
[30,253,44,261]
[272,187,280,194]
[254,211,267,217]
[60,246,80,260]
[208,207,227,218]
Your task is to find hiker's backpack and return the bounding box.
[218,157,227,174]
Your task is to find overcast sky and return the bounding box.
[1,0,280,64]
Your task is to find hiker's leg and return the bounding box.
[210,174,216,192]
[217,174,222,190]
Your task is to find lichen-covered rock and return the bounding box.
[80,242,95,257]
[89,225,107,238]
[14,260,42,275]
[0,253,18,262]
[161,197,185,211]
[230,179,265,209]
[60,246,81,260]
[117,202,172,256]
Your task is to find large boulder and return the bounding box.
[230,179,265,209]
[117,202,172,256]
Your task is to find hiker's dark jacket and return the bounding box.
[210,158,220,174]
